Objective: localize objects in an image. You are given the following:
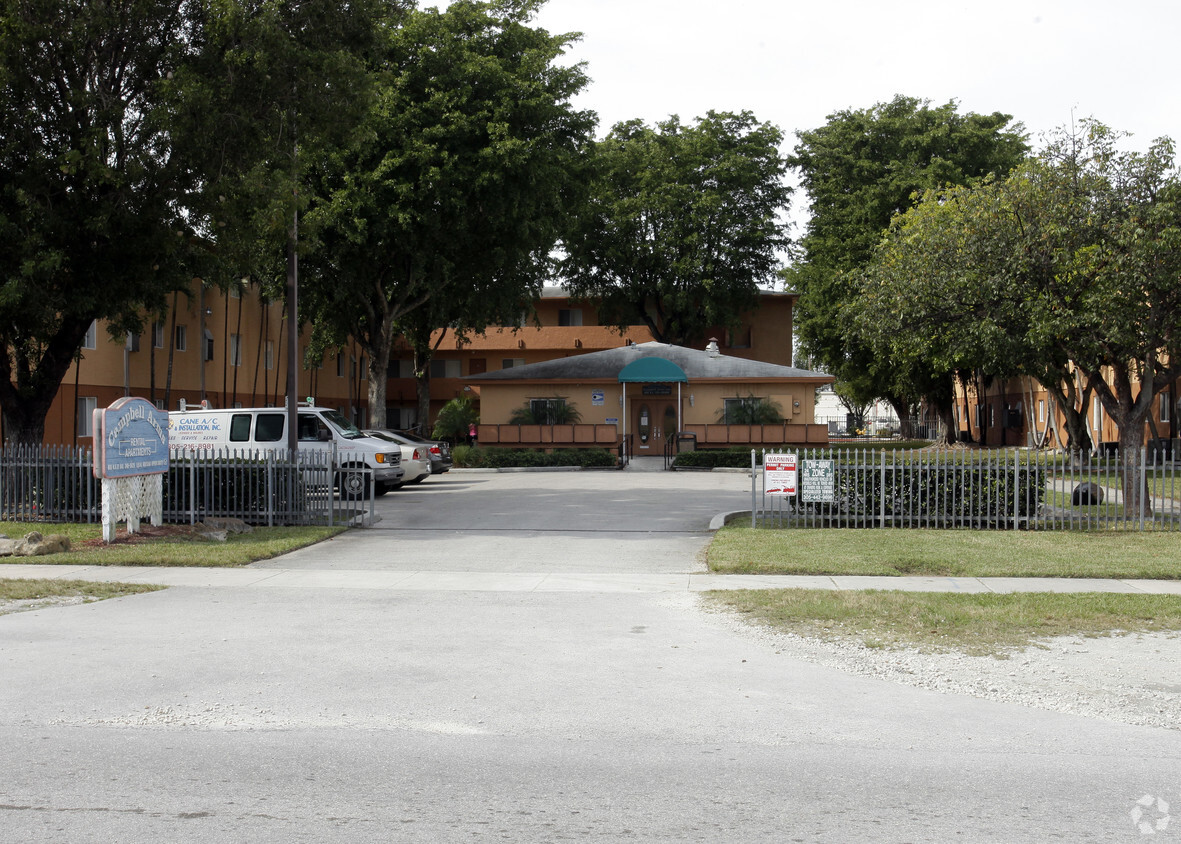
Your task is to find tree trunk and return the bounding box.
[936,402,957,445]
[2,400,51,446]
[365,340,392,430]
[415,369,432,435]
[1092,365,1154,517]
[887,396,915,439]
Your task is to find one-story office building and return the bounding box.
[469,340,833,455]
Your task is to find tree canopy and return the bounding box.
[861,120,1181,508]
[560,110,791,347]
[787,95,1028,437]
[0,0,201,442]
[301,0,595,428]
[0,0,385,443]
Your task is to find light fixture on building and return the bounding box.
[689,394,695,407]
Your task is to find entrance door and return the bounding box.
[634,400,677,452]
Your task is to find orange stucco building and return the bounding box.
[4,283,799,444]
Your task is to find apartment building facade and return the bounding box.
[5,282,797,445]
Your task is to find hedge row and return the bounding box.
[452,446,617,469]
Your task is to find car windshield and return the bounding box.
[396,430,430,443]
[322,409,364,440]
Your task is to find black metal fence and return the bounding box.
[0,445,371,527]
[751,447,1181,531]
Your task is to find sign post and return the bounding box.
[92,397,170,542]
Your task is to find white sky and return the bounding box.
[529,0,1178,197]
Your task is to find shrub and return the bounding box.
[453,446,616,469]
[433,397,478,442]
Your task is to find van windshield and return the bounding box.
[321,410,364,440]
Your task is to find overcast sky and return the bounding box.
[529,0,1177,169]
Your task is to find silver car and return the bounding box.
[363,430,433,485]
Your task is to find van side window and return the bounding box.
[297,414,323,441]
[229,414,252,442]
[255,413,285,442]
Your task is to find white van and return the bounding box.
[168,404,404,497]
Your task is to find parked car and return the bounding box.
[170,404,404,498]
[363,430,432,485]
[393,429,452,474]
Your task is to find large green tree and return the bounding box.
[301,0,594,429]
[0,0,200,443]
[0,0,385,444]
[787,95,1028,439]
[862,121,1181,511]
[560,111,791,347]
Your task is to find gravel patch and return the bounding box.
[0,595,90,616]
[699,597,1181,731]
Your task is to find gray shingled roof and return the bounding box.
[467,342,831,382]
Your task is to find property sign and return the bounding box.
[764,452,797,497]
[591,389,605,407]
[92,397,170,479]
[800,459,835,503]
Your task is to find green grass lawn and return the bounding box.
[708,526,1181,579]
[0,522,345,567]
[705,527,1181,654]
[704,588,1181,655]
[0,578,166,615]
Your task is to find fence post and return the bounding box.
[1140,446,1147,532]
[1013,449,1019,530]
[750,449,755,528]
[879,448,886,528]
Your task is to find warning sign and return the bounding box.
[764,453,797,497]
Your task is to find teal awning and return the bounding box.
[618,357,688,383]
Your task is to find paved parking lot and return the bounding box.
[2,468,1180,842]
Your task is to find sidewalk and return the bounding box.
[3,563,1180,595]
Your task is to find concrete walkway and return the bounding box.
[4,562,1180,595]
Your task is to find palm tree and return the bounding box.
[510,399,581,425]
[719,394,784,424]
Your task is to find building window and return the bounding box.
[175,324,187,352]
[727,326,752,349]
[265,341,274,371]
[396,359,414,378]
[558,308,583,327]
[989,404,995,428]
[76,396,97,437]
[203,328,214,362]
[230,334,242,367]
[429,359,462,378]
[153,320,165,349]
[529,398,568,424]
[501,358,526,369]
[722,396,767,425]
[337,353,346,378]
[1038,399,1046,424]
[82,321,97,350]
[1162,392,1172,424]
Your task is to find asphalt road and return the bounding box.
[2,468,1179,842]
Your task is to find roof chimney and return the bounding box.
[705,338,721,357]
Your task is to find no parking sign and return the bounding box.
[764,453,797,497]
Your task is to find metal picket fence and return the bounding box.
[0,445,371,527]
[751,446,1181,531]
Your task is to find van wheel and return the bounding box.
[336,468,371,500]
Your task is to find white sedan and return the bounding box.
[363,429,433,487]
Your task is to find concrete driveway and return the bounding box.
[1,468,1179,842]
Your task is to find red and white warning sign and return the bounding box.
[764,452,797,496]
